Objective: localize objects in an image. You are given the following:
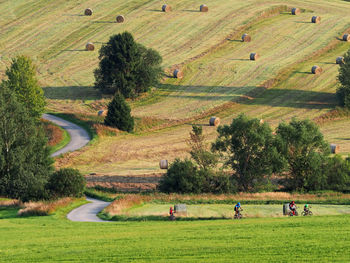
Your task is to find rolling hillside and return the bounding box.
[1,0,350,175]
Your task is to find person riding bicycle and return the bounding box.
[304,204,310,213]
[289,201,297,215]
[234,202,242,216]
[169,206,174,216]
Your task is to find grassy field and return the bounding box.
[113,203,350,219]
[1,0,350,174]
[0,205,349,262]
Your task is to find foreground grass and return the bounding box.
[0,205,349,262]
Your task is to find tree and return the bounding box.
[104,92,134,132]
[2,55,46,119]
[324,155,350,192]
[275,118,330,191]
[337,49,350,108]
[158,158,203,193]
[48,168,86,198]
[0,87,53,201]
[212,114,281,192]
[94,32,163,98]
[187,125,218,171]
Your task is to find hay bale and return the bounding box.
[200,4,208,12]
[174,204,187,216]
[291,8,300,15]
[311,65,322,74]
[250,53,259,61]
[162,4,171,12]
[85,42,95,51]
[159,160,168,169]
[173,69,183,79]
[311,16,321,23]
[98,110,106,116]
[343,34,350,42]
[242,33,251,42]
[330,144,340,154]
[336,56,344,65]
[84,8,93,16]
[209,117,220,126]
[116,15,125,23]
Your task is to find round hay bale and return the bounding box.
[242,33,251,42]
[343,34,350,42]
[209,117,220,126]
[311,16,321,23]
[85,42,95,51]
[250,53,259,61]
[173,69,183,79]
[330,144,340,154]
[162,4,171,12]
[311,65,322,74]
[159,160,168,169]
[84,8,93,16]
[291,8,300,15]
[336,56,344,65]
[116,15,125,23]
[98,110,106,116]
[200,4,208,12]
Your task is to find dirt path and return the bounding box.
[67,197,111,222]
[42,113,90,157]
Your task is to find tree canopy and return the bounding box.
[337,49,350,108]
[2,55,46,119]
[0,87,53,201]
[94,32,163,98]
[212,114,282,191]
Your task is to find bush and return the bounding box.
[337,48,350,108]
[104,93,134,132]
[158,159,236,194]
[324,155,350,192]
[48,168,86,198]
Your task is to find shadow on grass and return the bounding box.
[62,49,86,52]
[157,84,337,110]
[182,9,200,12]
[92,21,116,24]
[146,9,163,12]
[231,58,250,61]
[295,21,312,24]
[227,39,243,42]
[294,71,312,74]
[62,14,85,17]
[0,207,18,219]
[43,86,102,100]
[106,214,228,221]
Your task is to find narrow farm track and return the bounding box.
[42,114,90,157]
[67,197,111,222]
[2,0,350,174]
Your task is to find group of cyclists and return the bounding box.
[169,201,312,220]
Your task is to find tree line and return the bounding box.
[159,114,350,193]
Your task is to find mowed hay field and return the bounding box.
[1,0,350,174]
[0,206,350,262]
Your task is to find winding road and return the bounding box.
[43,114,109,222]
[67,197,111,222]
[42,113,90,157]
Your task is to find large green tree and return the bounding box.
[0,87,53,201]
[337,49,350,108]
[104,92,134,132]
[275,118,329,191]
[94,32,162,98]
[3,56,46,119]
[212,114,281,192]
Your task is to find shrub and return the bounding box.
[324,155,350,192]
[337,48,350,108]
[48,168,86,198]
[104,93,134,132]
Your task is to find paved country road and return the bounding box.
[67,197,111,222]
[42,113,90,157]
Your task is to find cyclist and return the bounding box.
[169,206,174,216]
[234,202,242,217]
[289,201,297,215]
[304,204,310,213]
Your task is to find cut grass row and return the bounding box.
[0,204,349,262]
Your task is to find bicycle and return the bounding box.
[302,207,313,216]
[234,208,243,219]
